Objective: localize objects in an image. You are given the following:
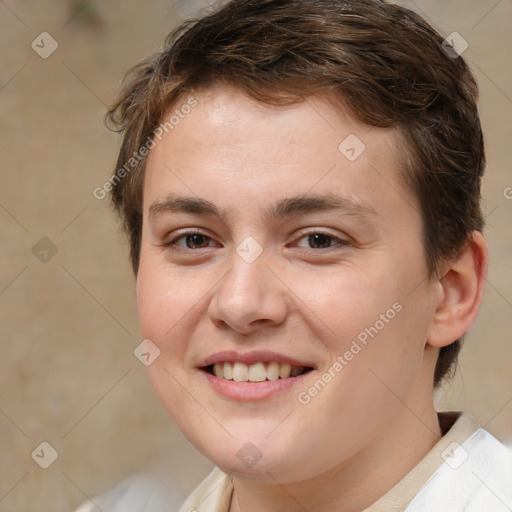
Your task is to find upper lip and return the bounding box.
[198,350,316,369]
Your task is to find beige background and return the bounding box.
[0,1,511,510]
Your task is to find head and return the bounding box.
[105,0,487,484]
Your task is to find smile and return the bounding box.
[206,361,313,382]
[198,350,316,400]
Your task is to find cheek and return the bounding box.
[136,260,190,348]
[136,263,199,421]
[308,261,427,386]
[136,244,201,320]
[136,266,165,338]
[135,257,221,374]
[299,265,394,349]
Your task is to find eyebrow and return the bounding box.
[148,193,377,222]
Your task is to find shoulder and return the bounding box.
[178,467,233,512]
[73,473,184,512]
[406,428,512,512]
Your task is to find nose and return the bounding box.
[208,249,288,335]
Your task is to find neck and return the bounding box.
[229,403,442,512]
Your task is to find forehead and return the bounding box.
[142,85,417,223]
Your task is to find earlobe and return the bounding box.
[427,231,488,348]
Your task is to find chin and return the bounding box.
[188,429,321,484]
[214,454,300,483]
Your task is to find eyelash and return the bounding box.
[163,230,350,252]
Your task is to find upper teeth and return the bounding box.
[212,362,307,382]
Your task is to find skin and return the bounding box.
[136,84,487,512]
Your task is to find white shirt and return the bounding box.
[177,412,512,512]
[74,411,512,511]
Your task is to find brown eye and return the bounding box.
[294,231,347,250]
[166,231,214,249]
[307,233,335,249]
[184,233,211,249]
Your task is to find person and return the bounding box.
[87,0,512,510]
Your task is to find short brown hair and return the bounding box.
[106,0,485,387]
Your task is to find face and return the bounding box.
[137,85,441,484]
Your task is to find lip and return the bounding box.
[200,368,313,401]
[197,350,316,369]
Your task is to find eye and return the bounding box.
[294,232,348,250]
[163,230,348,252]
[166,231,215,250]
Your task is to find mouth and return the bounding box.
[202,361,314,382]
[197,350,317,400]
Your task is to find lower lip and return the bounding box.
[201,370,311,400]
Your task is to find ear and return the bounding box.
[427,231,488,348]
